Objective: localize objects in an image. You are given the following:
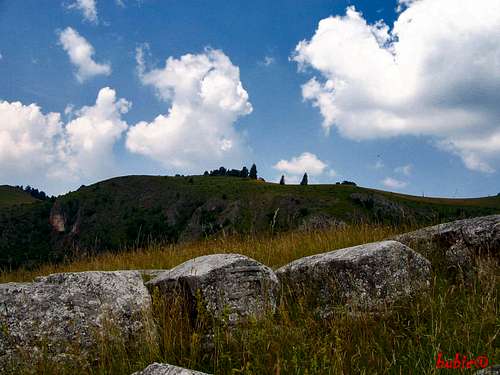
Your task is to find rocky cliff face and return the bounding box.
[49,203,65,233]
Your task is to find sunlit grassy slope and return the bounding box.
[66,175,500,220]
[0,185,37,207]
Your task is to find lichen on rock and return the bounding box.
[393,214,500,275]
[0,271,155,368]
[147,254,279,326]
[276,240,432,315]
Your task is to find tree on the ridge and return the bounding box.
[240,166,249,178]
[249,164,257,179]
[279,175,285,185]
[300,173,308,186]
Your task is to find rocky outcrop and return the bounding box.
[0,271,154,366]
[180,199,241,241]
[132,362,210,375]
[49,201,66,232]
[393,214,500,273]
[276,240,431,314]
[299,214,346,232]
[350,193,410,222]
[147,254,279,325]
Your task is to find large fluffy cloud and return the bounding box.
[0,102,62,176]
[126,48,252,172]
[294,0,500,173]
[0,87,129,193]
[57,87,130,180]
[59,27,111,83]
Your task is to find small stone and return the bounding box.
[132,362,211,375]
[475,365,500,375]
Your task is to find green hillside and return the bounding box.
[1,175,500,269]
[0,185,38,207]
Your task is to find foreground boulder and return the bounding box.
[276,241,431,314]
[393,215,500,273]
[0,271,154,367]
[132,362,210,375]
[147,254,279,325]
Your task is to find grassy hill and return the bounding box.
[1,174,500,269]
[0,185,38,207]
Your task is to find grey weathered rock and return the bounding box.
[0,271,154,366]
[147,254,279,325]
[132,362,210,375]
[299,214,346,232]
[350,192,411,222]
[476,365,500,375]
[180,199,241,242]
[276,240,431,314]
[393,214,500,273]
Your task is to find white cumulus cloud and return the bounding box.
[273,152,333,183]
[59,27,111,83]
[274,152,327,175]
[0,87,129,194]
[58,87,130,181]
[0,102,62,176]
[382,177,408,190]
[126,48,253,172]
[67,0,98,23]
[294,1,500,173]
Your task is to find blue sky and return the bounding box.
[1,0,499,197]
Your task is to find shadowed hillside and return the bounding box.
[1,175,500,269]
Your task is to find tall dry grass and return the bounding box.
[0,224,400,283]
